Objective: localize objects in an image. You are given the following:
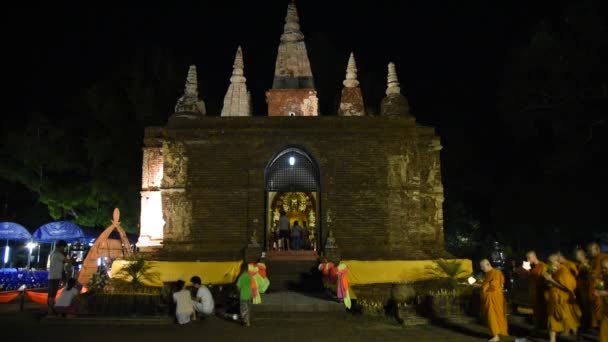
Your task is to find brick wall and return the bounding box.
[144,116,447,261]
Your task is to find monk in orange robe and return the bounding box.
[592,258,608,342]
[588,242,608,328]
[526,250,548,329]
[574,247,592,329]
[479,259,508,341]
[544,254,581,342]
[557,252,579,278]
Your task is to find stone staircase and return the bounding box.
[265,254,323,292]
[253,292,344,314]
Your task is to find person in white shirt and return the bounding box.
[54,278,79,317]
[190,276,214,318]
[48,240,69,315]
[173,280,194,324]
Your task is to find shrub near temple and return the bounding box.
[83,257,164,316]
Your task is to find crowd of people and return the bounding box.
[274,210,315,251]
[477,242,608,342]
[39,236,608,339]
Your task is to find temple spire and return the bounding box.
[343,52,360,88]
[174,65,206,115]
[221,46,251,117]
[271,0,315,89]
[266,0,318,116]
[338,52,365,116]
[281,0,305,43]
[386,62,401,95]
[381,62,410,116]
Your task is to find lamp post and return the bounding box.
[2,241,8,268]
[36,244,41,267]
[26,242,37,270]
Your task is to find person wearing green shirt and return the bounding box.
[236,263,252,326]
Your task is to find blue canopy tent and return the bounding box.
[0,222,32,268]
[33,221,84,243]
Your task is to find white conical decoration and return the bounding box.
[175,65,206,115]
[221,46,251,117]
[386,62,401,95]
[343,52,359,88]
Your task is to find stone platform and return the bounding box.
[253,292,344,313]
[266,250,319,261]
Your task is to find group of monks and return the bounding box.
[478,242,608,342]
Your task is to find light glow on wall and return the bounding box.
[138,148,165,248]
[138,191,165,247]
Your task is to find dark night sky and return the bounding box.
[6,0,549,122]
[2,1,606,254]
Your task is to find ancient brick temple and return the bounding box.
[137,1,447,262]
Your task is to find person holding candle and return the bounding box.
[477,259,508,342]
[526,250,548,329]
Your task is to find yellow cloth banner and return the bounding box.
[110,260,243,287]
[343,259,473,286]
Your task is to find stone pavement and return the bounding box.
[253,291,344,312]
[0,301,600,342]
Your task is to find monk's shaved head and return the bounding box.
[587,242,600,257]
[602,258,608,269]
[480,259,492,272]
[548,253,560,267]
[574,248,587,263]
[526,250,539,264]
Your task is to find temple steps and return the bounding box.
[253,292,344,313]
[265,258,323,292]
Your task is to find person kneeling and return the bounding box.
[190,276,214,319]
[54,278,80,318]
[173,280,195,325]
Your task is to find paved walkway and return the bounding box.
[254,291,344,312]
[0,301,600,341]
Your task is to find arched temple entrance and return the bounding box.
[265,147,321,255]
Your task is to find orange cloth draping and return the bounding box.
[529,261,548,329]
[480,269,509,337]
[590,253,608,328]
[546,265,581,334]
[25,288,64,305]
[0,291,20,303]
[342,259,473,285]
[600,316,607,342]
[576,262,592,328]
[562,259,579,277]
[600,282,608,342]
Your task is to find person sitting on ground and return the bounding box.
[190,276,214,318]
[173,280,195,325]
[54,278,80,317]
